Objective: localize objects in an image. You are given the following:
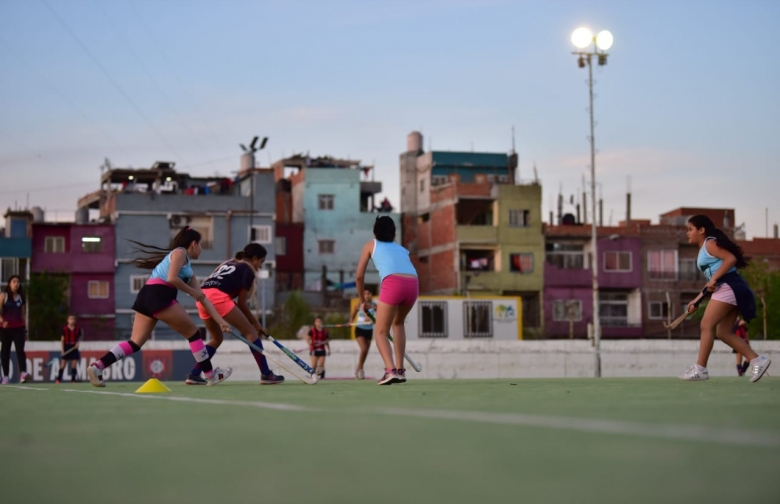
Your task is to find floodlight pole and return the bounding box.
[572,45,608,378]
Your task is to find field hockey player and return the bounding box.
[678,215,771,382]
[87,227,232,387]
[307,316,329,379]
[56,315,83,384]
[186,243,284,385]
[355,216,419,385]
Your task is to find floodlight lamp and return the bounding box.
[128,175,134,180]
[571,27,593,49]
[596,30,613,50]
[598,54,608,66]
[578,56,586,68]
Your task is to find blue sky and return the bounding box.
[1,0,778,238]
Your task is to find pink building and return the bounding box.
[31,222,115,340]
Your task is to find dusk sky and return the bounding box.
[1,0,777,238]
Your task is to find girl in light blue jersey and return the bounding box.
[679,215,770,382]
[87,227,232,388]
[355,216,418,385]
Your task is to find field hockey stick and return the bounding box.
[366,311,422,372]
[228,330,318,385]
[46,346,78,367]
[265,335,318,376]
[663,287,711,330]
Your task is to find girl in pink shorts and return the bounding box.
[679,215,770,382]
[355,216,419,385]
[187,243,284,385]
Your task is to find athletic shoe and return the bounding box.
[206,367,232,387]
[185,374,206,385]
[87,365,106,388]
[378,369,400,385]
[19,372,30,383]
[737,364,745,377]
[678,364,709,381]
[397,368,407,383]
[1,376,8,385]
[55,379,62,384]
[355,369,365,380]
[741,361,751,376]
[749,356,771,383]
[260,372,285,385]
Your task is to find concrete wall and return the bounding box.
[19,340,780,381]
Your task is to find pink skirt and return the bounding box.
[711,283,737,305]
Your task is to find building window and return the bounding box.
[275,236,287,256]
[45,236,65,253]
[419,301,447,338]
[599,292,628,327]
[648,250,677,280]
[603,251,632,272]
[648,301,670,320]
[318,240,335,254]
[431,175,448,186]
[250,225,273,244]
[81,236,103,253]
[553,300,582,322]
[88,280,109,299]
[463,301,493,338]
[487,174,509,184]
[546,243,586,269]
[130,275,149,294]
[318,194,334,210]
[1,258,27,285]
[679,259,703,281]
[508,209,530,228]
[509,253,534,274]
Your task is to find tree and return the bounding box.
[741,261,780,340]
[27,272,69,341]
[267,291,313,339]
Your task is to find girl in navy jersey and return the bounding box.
[355,216,418,385]
[56,315,83,383]
[186,243,284,385]
[0,275,29,384]
[87,227,232,387]
[679,215,770,382]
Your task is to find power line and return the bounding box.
[40,0,187,164]
[93,0,214,163]
[0,37,133,162]
[125,0,229,154]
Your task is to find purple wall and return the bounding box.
[543,287,592,338]
[598,237,642,289]
[544,264,591,288]
[32,223,114,274]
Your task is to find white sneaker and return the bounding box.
[87,365,106,388]
[749,356,771,383]
[206,367,232,386]
[679,364,709,381]
[355,369,365,380]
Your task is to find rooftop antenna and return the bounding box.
[239,135,268,231]
[533,162,539,184]
[511,125,516,153]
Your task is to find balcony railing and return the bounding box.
[648,269,704,282]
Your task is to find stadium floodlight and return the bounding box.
[571,27,593,49]
[596,30,614,50]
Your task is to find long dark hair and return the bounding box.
[235,243,267,261]
[373,216,396,242]
[3,275,25,304]
[688,215,747,268]
[129,227,202,270]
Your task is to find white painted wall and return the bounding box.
[26,340,780,381]
[405,297,521,340]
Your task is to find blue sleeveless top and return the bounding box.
[697,237,736,281]
[371,239,417,283]
[150,248,194,284]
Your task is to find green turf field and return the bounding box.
[1,378,779,504]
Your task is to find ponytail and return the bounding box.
[236,243,267,261]
[129,227,202,270]
[688,215,747,268]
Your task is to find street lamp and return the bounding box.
[571,27,612,378]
